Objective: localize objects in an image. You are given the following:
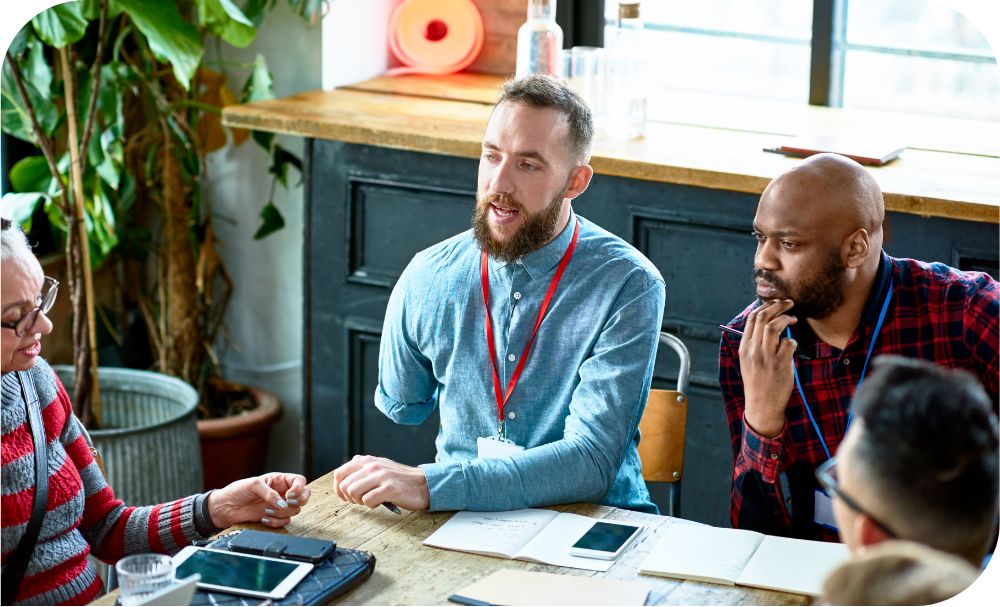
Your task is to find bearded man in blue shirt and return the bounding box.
[332,75,666,514]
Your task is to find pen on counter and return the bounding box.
[382,502,402,514]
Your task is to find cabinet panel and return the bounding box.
[347,177,475,287]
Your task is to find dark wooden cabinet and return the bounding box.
[303,139,999,526]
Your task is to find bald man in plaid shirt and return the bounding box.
[719,154,998,542]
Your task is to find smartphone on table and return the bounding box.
[172,546,313,600]
[568,520,643,560]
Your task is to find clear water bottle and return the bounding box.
[604,2,648,139]
[515,0,563,77]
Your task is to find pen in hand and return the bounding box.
[719,324,744,337]
[719,324,810,359]
[382,502,402,514]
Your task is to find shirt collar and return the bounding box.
[491,208,578,280]
[859,251,892,325]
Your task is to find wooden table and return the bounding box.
[94,472,808,606]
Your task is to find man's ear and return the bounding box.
[856,513,893,548]
[563,164,594,200]
[842,228,871,269]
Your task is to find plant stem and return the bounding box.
[79,0,109,157]
[61,45,102,428]
[3,52,70,216]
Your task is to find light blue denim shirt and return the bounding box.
[375,209,665,513]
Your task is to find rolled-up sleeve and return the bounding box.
[375,260,440,425]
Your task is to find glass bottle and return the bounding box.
[604,1,648,139]
[515,0,563,77]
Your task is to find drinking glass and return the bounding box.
[562,46,605,122]
[116,553,175,606]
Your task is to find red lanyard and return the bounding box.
[481,220,580,434]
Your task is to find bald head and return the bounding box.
[761,153,885,244]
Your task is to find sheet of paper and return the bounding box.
[515,512,617,572]
[422,509,559,559]
[736,535,850,596]
[639,524,764,584]
[449,569,651,606]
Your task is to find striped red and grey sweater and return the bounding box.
[1,359,219,605]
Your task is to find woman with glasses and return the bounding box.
[1,220,313,606]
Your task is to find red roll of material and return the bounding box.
[387,0,485,76]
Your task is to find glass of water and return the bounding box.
[116,553,175,606]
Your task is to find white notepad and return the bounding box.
[639,524,850,596]
[423,509,627,572]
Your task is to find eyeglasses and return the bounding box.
[815,456,898,538]
[1,277,59,337]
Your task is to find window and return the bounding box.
[840,0,998,121]
[602,0,998,121]
[604,1,812,103]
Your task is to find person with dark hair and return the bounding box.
[817,355,998,604]
[825,356,998,564]
[719,153,999,542]
[330,74,665,513]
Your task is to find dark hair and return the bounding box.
[497,74,594,163]
[851,355,999,560]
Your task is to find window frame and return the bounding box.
[587,0,997,109]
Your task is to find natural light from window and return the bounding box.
[606,0,999,121]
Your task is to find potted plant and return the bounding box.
[2,0,318,500]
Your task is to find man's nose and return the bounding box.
[754,239,779,271]
[487,161,515,197]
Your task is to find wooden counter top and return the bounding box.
[223,73,1000,224]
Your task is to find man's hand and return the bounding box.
[739,299,798,438]
[332,455,430,511]
[208,472,312,529]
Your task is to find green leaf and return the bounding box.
[268,144,303,187]
[31,2,89,48]
[253,201,284,239]
[251,129,273,150]
[241,54,273,102]
[114,0,203,90]
[1,63,59,142]
[0,192,46,229]
[83,0,124,20]
[94,126,124,186]
[9,156,53,193]
[26,37,53,97]
[197,0,256,48]
[241,0,275,27]
[8,25,32,56]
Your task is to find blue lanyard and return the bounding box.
[788,277,894,460]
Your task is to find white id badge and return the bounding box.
[814,489,839,530]
[477,436,525,459]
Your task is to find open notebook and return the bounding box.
[423,509,634,572]
[639,524,850,596]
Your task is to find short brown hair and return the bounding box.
[497,74,594,163]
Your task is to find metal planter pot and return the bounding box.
[54,366,203,506]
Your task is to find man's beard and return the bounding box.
[472,191,564,262]
[754,251,847,320]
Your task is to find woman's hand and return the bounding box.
[207,472,312,529]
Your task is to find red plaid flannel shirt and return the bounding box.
[719,253,998,541]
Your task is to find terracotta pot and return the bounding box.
[197,385,282,491]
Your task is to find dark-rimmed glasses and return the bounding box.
[1,277,59,337]
[816,456,898,538]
